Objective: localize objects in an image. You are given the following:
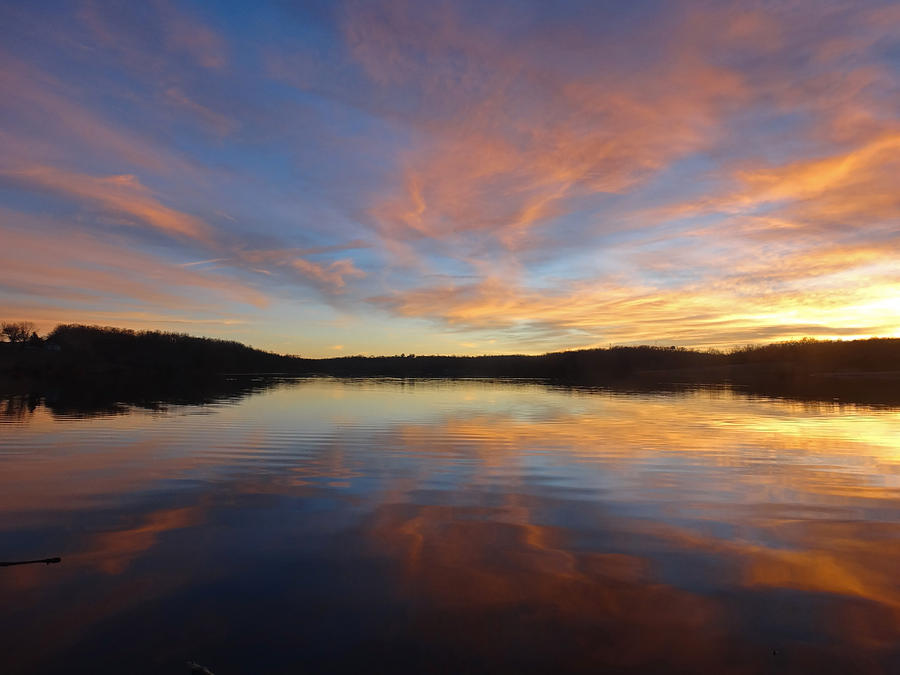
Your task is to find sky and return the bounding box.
[0,0,898,357]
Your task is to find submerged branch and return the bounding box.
[0,556,62,567]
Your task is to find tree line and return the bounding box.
[2,322,898,384]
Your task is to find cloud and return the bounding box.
[0,214,268,335]
[1,165,213,240]
[164,87,238,136]
[291,257,366,290]
[0,53,207,176]
[157,1,227,69]
[1,0,898,352]
[369,271,900,350]
[221,246,369,293]
[78,0,227,71]
[338,0,900,347]
[736,132,900,228]
[351,3,747,254]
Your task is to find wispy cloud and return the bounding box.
[0,213,268,335]
[1,166,213,240]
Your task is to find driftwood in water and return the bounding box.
[0,556,61,567]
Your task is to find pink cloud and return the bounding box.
[2,165,213,240]
[0,214,269,334]
[291,257,366,290]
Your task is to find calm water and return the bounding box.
[2,378,900,674]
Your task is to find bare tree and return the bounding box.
[1,321,36,343]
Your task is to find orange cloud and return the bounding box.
[337,1,900,348]
[370,271,900,350]
[1,166,213,240]
[736,132,900,227]
[344,0,748,253]
[0,215,269,334]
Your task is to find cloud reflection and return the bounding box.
[3,381,900,670]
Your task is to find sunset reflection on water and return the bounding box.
[2,379,900,674]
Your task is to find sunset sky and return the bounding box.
[1,0,898,356]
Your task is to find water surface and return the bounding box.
[2,378,900,674]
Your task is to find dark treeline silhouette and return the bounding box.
[0,324,301,382]
[298,338,900,405]
[302,346,715,379]
[300,337,900,380]
[724,338,900,374]
[1,324,899,405]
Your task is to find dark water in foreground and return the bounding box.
[2,378,900,674]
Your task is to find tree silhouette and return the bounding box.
[1,321,35,344]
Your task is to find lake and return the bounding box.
[2,378,900,674]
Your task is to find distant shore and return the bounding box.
[2,324,899,406]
